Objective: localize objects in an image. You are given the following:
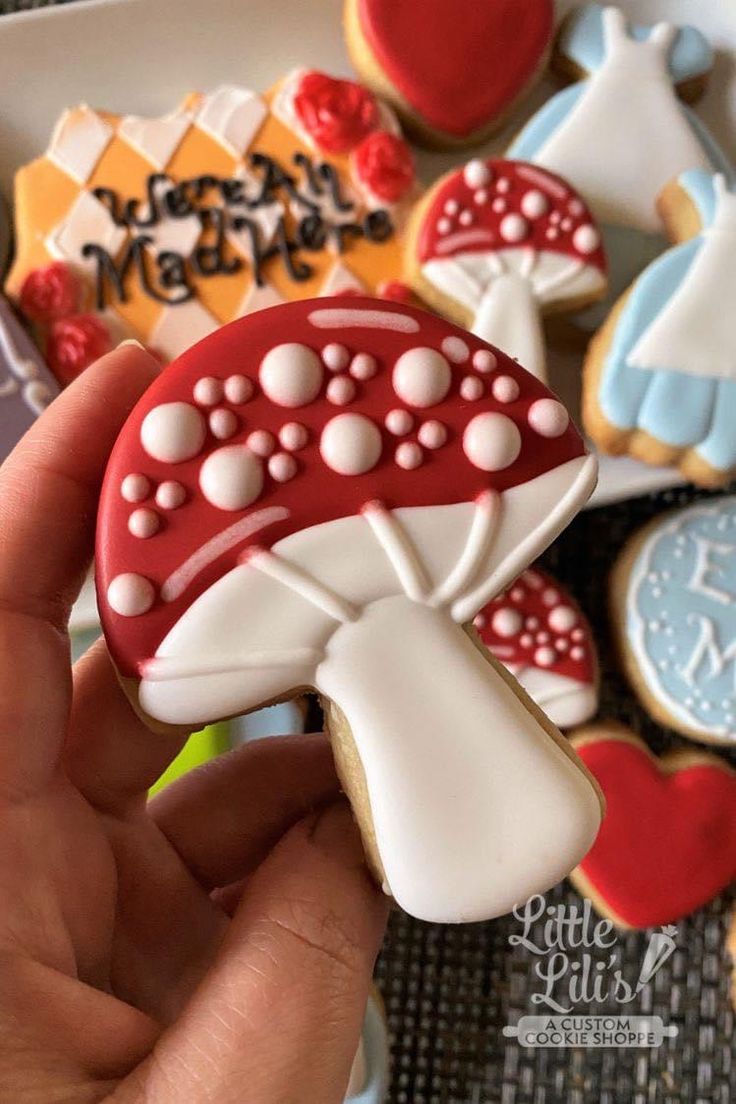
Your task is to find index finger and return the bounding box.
[0,344,157,792]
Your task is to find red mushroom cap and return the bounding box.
[96,296,588,676]
[417,159,606,276]
[475,566,596,687]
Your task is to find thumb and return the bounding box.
[118,801,389,1104]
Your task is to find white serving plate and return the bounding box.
[1,0,734,507]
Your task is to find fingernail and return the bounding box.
[117,338,145,350]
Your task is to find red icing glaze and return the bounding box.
[574,734,736,928]
[352,132,415,203]
[417,159,607,270]
[96,297,587,677]
[477,566,596,686]
[294,71,380,154]
[356,0,554,138]
[46,313,111,385]
[19,261,81,323]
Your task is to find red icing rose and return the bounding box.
[353,132,414,203]
[294,71,379,153]
[378,280,415,305]
[46,314,112,386]
[19,262,81,323]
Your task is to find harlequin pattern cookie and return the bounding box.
[611,497,736,747]
[6,72,419,365]
[96,296,602,924]
[405,158,606,381]
[570,724,736,929]
[0,297,59,464]
[344,0,554,149]
[584,172,736,487]
[475,566,598,729]
[508,4,729,236]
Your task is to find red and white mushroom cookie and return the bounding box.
[406,158,607,381]
[96,296,602,924]
[475,566,598,728]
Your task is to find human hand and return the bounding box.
[0,345,388,1103]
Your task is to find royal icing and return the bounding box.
[351,0,553,140]
[6,72,418,362]
[0,297,59,464]
[594,172,736,479]
[476,566,598,728]
[623,498,736,745]
[96,298,601,924]
[508,5,729,235]
[572,727,736,928]
[413,159,606,382]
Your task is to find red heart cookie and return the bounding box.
[345,0,554,147]
[571,725,736,929]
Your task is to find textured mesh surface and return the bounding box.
[1,3,734,1098]
[376,482,736,1104]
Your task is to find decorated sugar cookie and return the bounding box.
[0,297,59,464]
[475,566,598,728]
[96,297,602,924]
[6,72,419,365]
[508,4,729,237]
[344,0,554,149]
[570,724,736,928]
[585,172,736,487]
[405,158,606,381]
[611,497,736,747]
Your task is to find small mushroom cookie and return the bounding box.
[0,297,59,464]
[611,496,736,748]
[6,72,419,365]
[584,172,736,487]
[405,158,606,382]
[343,0,554,150]
[475,566,598,729]
[570,724,736,928]
[508,4,729,236]
[96,296,603,924]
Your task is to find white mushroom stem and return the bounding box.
[472,270,547,382]
[317,591,600,922]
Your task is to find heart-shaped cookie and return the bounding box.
[344,0,554,148]
[570,724,736,928]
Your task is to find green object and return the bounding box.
[149,722,231,796]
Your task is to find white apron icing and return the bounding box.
[628,177,736,379]
[534,8,711,233]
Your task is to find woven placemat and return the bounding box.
[1,4,734,1100]
[376,482,735,1104]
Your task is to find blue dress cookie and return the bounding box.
[584,171,736,487]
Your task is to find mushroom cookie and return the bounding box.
[0,297,59,464]
[96,297,603,924]
[343,0,554,149]
[405,158,606,381]
[5,72,419,366]
[570,725,736,928]
[475,566,598,729]
[584,172,736,487]
[508,5,729,238]
[611,497,736,749]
